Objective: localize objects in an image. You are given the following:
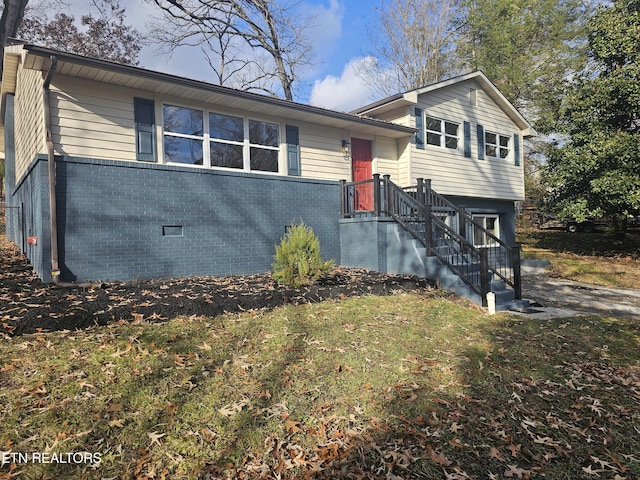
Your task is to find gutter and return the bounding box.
[43,55,101,289]
[23,44,416,138]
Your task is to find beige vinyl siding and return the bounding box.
[410,79,524,200]
[15,67,46,181]
[374,137,399,181]
[397,138,412,186]
[46,74,405,182]
[50,75,137,161]
[298,123,351,180]
[372,80,527,199]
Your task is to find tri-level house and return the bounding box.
[1,43,535,309]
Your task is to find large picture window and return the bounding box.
[485,131,510,159]
[162,104,282,173]
[425,116,459,150]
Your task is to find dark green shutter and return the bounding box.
[463,121,471,158]
[415,107,424,149]
[477,124,485,160]
[513,133,521,166]
[286,125,300,176]
[134,98,156,162]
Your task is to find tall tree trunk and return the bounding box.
[0,0,29,75]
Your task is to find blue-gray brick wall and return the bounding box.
[4,94,17,242]
[443,195,517,246]
[6,156,51,281]
[55,157,341,282]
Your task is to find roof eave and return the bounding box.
[21,44,416,139]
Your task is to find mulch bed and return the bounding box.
[1,240,436,337]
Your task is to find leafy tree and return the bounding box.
[17,0,142,65]
[364,0,461,96]
[455,0,590,112]
[148,0,313,100]
[542,0,640,229]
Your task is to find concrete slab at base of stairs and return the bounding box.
[508,304,587,320]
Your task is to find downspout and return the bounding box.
[43,56,101,288]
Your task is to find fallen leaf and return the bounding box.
[428,448,451,466]
[285,419,302,434]
[504,465,531,478]
[489,447,505,462]
[507,444,522,457]
[148,431,166,446]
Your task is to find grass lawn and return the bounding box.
[518,229,640,289]
[1,294,639,479]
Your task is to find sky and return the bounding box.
[60,0,383,112]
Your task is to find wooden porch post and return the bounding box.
[373,173,381,217]
[512,244,522,300]
[424,178,432,206]
[425,203,432,254]
[458,205,467,240]
[480,247,490,308]
[383,174,391,216]
[339,179,346,218]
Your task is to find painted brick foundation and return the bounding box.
[11,156,341,283]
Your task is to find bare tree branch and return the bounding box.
[362,0,461,97]
[148,0,313,100]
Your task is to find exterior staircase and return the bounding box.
[340,175,529,311]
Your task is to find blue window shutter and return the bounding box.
[415,107,424,149]
[463,121,471,158]
[514,133,521,166]
[477,124,485,160]
[286,125,300,176]
[134,98,156,162]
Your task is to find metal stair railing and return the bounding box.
[340,175,522,304]
[415,178,521,299]
[341,175,493,303]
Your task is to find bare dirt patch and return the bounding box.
[1,240,436,337]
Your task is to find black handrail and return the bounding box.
[416,179,521,297]
[340,175,522,303]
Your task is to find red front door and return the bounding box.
[351,138,373,210]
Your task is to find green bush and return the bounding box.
[272,222,334,287]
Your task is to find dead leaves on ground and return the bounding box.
[0,235,434,337]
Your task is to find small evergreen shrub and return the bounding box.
[272,222,334,287]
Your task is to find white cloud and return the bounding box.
[304,0,344,64]
[309,56,375,111]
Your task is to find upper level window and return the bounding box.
[485,131,510,159]
[425,116,459,150]
[162,104,281,173]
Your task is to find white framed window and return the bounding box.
[485,131,510,159]
[472,214,500,247]
[162,104,281,173]
[425,116,459,150]
[248,119,280,172]
[209,112,244,170]
[162,104,204,166]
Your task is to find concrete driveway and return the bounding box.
[521,274,640,319]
